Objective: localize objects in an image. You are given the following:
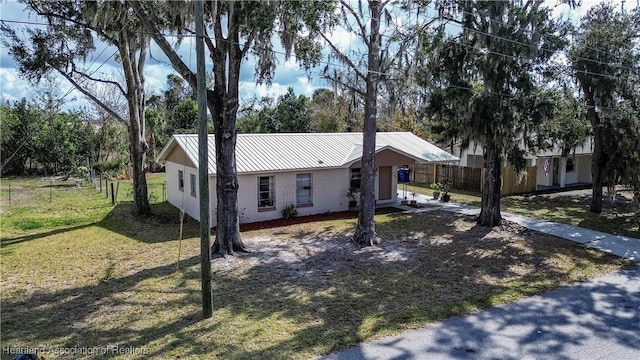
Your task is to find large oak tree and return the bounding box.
[1,0,152,216]
[420,0,567,226]
[131,0,335,255]
[569,3,640,213]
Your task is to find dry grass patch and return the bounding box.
[404,182,639,239]
[1,177,634,359]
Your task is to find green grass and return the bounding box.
[404,182,639,239]
[0,176,634,359]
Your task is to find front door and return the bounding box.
[378,166,392,200]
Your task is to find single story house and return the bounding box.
[454,138,593,190]
[156,132,459,226]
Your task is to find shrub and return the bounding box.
[93,159,124,174]
[281,204,298,219]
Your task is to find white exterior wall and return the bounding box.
[576,155,592,183]
[166,161,200,222]
[235,168,350,224]
[536,154,592,188]
[454,145,484,168]
[536,157,553,187]
[168,165,401,227]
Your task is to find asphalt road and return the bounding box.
[321,265,640,360]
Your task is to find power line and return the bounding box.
[4,13,638,77]
[0,11,136,171]
[2,6,638,91]
[454,6,634,59]
[386,3,639,73]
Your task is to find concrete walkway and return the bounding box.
[320,193,640,360]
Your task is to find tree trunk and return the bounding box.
[478,139,502,226]
[210,3,246,255]
[126,85,150,217]
[352,0,382,247]
[119,32,151,217]
[131,2,245,253]
[129,125,150,216]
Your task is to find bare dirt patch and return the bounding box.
[213,210,632,295]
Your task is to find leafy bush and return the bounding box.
[93,159,124,174]
[281,204,298,219]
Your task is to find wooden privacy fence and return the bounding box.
[410,164,483,192]
[410,164,537,195]
[501,165,537,195]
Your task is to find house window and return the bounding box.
[178,170,184,191]
[566,158,575,173]
[296,174,312,205]
[258,176,275,208]
[350,168,361,191]
[190,174,197,197]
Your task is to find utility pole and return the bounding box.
[195,0,213,319]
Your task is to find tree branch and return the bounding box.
[26,2,118,44]
[320,32,367,81]
[340,0,368,44]
[323,71,366,97]
[202,25,216,55]
[71,66,127,97]
[55,67,127,124]
[241,31,256,57]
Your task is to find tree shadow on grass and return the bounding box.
[2,209,634,359]
[1,254,206,357]
[1,202,200,248]
[97,202,201,244]
[503,193,639,239]
[0,223,95,248]
[196,210,633,358]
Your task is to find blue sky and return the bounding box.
[0,0,352,109]
[0,0,627,112]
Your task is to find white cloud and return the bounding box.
[325,28,357,52]
[282,55,300,70]
[239,82,290,101]
[144,64,174,94]
[296,77,316,96]
[549,0,625,22]
[0,68,20,92]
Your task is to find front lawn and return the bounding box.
[0,177,633,359]
[404,182,639,239]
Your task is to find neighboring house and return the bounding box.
[454,138,593,190]
[156,132,459,226]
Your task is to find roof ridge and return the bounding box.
[173,131,414,138]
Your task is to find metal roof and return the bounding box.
[157,132,459,175]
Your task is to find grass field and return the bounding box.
[404,182,639,239]
[0,175,634,359]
